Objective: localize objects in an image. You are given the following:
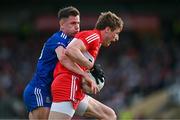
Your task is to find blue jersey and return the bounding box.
[23,31,71,112]
[29,31,71,88]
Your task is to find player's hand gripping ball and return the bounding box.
[82,64,105,94]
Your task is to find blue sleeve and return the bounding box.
[47,36,69,51]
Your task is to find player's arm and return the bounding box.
[65,38,94,69]
[55,46,85,76]
[55,46,98,94]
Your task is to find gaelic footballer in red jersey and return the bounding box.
[53,30,102,77]
[52,30,102,108]
[49,11,124,120]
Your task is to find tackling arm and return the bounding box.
[55,46,86,76]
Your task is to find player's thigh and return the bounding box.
[75,94,89,116]
[23,85,51,112]
[30,107,50,120]
[83,96,116,119]
[24,85,51,119]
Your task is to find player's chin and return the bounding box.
[71,32,78,37]
[103,44,109,47]
[102,42,111,47]
[106,42,111,47]
[71,33,76,37]
[74,30,79,34]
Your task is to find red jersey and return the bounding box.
[51,29,103,109]
[53,29,102,78]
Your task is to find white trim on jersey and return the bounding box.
[85,33,97,40]
[60,33,67,39]
[34,87,43,106]
[70,76,76,101]
[85,33,100,44]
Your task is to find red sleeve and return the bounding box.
[75,31,100,50]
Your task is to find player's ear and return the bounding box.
[59,19,65,28]
[105,27,111,33]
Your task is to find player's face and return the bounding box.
[102,27,122,47]
[60,15,80,37]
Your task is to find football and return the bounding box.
[82,71,105,94]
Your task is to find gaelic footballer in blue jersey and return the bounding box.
[23,31,71,111]
[23,6,80,120]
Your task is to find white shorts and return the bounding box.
[50,95,90,117]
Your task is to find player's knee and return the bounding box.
[101,107,117,120]
[107,108,117,120]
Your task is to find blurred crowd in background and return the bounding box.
[0,0,180,119]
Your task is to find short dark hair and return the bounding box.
[95,11,123,31]
[58,6,80,20]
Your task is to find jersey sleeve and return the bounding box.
[75,32,100,50]
[54,38,68,49]
[47,35,70,51]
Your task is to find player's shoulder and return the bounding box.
[46,31,69,44]
[58,31,68,40]
[51,31,68,40]
[75,30,100,40]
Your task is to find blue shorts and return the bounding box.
[23,84,52,112]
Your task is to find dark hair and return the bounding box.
[95,11,123,31]
[58,6,80,20]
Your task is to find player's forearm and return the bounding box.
[60,56,86,76]
[55,46,87,76]
[65,47,93,69]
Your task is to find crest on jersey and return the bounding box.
[46,96,51,103]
